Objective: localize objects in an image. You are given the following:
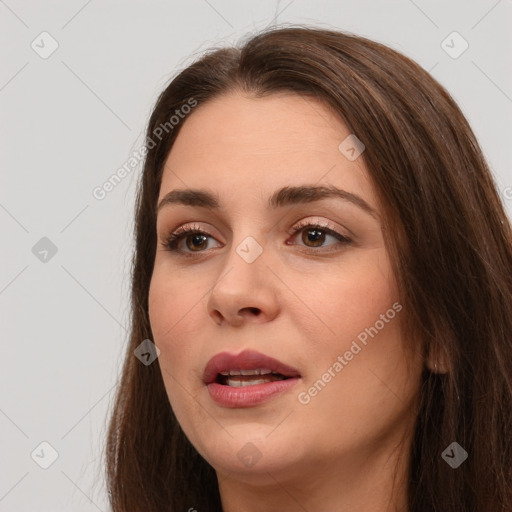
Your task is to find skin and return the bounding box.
[148,91,425,512]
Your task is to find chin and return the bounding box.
[197,431,304,478]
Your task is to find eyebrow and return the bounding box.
[157,185,378,219]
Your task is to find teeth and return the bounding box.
[226,378,270,387]
[219,368,273,376]
[240,368,272,376]
[221,369,241,375]
[225,375,286,387]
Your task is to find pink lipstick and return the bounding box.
[203,349,301,408]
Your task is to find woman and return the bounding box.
[105,26,512,511]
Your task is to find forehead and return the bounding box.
[159,92,378,211]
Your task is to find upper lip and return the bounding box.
[203,349,301,384]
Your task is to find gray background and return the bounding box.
[1,1,511,510]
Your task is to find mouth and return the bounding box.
[203,349,301,386]
[215,368,293,387]
[203,349,301,408]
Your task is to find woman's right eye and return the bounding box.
[162,224,221,254]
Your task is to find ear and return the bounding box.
[426,345,450,374]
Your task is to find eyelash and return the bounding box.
[161,220,352,257]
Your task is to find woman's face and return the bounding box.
[148,91,423,484]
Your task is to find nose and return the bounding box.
[206,239,281,327]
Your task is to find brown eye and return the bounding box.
[163,224,221,254]
[292,224,352,253]
[185,233,209,251]
[301,227,326,247]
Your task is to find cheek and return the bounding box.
[148,266,205,373]
[148,268,217,456]
[148,270,204,423]
[148,257,205,329]
[293,249,398,349]
[292,249,407,410]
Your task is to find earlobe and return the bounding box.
[426,347,450,374]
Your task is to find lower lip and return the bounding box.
[206,378,300,408]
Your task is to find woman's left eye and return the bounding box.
[161,222,351,256]
[287,223,352,252]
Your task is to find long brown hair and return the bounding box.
[105,26,512,511]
